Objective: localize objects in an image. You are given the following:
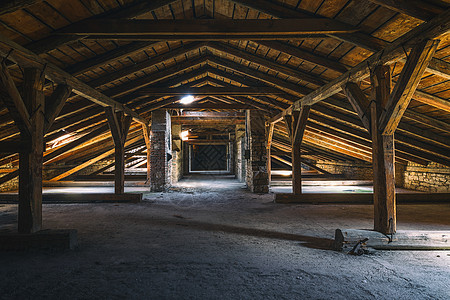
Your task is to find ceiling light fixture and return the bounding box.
[180,95,195,104]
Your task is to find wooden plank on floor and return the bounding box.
[275,193,450,204]
[0,193,142,204]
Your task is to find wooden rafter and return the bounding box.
[379,40,440,135]
[0,33,147,124]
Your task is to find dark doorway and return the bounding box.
[190,144,228,171]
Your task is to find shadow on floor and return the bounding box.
[142,216,334,250]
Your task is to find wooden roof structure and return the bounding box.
[0,0,449,185]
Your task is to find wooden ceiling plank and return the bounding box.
[208,42,326,86]
[25,0,180,55]
[233,0,449,79]
[367,0,444,21]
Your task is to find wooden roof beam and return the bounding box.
[283,9,450,112]
[133,86,287,96]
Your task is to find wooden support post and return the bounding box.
[371,65,396,234]
[290,111,302,195]
[285,106,310,195]
[19,68,45,233]
[105,108,132,194]
[341,41,439,234]
[142,124,151,183]
[266,123,274,184]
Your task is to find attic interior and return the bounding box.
[0,0,449,298]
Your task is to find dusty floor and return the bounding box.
[0,174,449,299]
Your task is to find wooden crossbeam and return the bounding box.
[134,86,285,96]
[0,33,147,125]
[163,103,259,110]
[57,19,359,39]
[380,40,440,135]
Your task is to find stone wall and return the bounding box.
[403,162,450,192]
[245,110,269,193]
[171,125,182,183]
[150,110,171,192]
[316,160,373,179]
[315,160,406,187]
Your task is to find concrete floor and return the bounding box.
[0,174,449,299]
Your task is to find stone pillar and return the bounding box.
[150,110,171,192]
[235,124,245,182]
[245,110,269,193]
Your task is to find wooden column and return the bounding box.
[370,65,396,234]
[142,124,151,183]
[266,123,274,184]
[285,106,310,195]
[343,39,438,234]
[105,108,132,194]
[18,68,45,233]
[0,60,71,233]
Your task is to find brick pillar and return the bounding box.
[150,110,171,192]
[245,110,269,193]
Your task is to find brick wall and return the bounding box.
[403,162,450,192]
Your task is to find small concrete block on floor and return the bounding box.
[0,229,78,251]
[334,229,450,251]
